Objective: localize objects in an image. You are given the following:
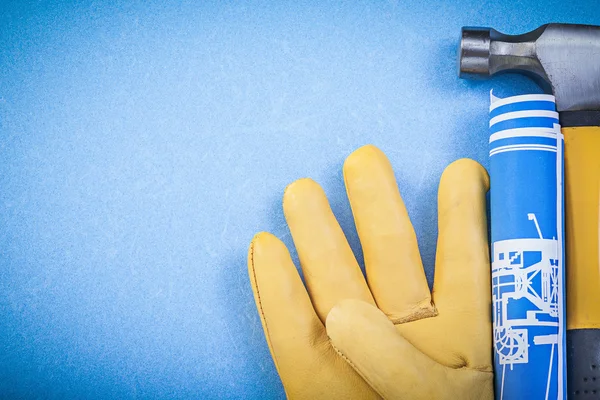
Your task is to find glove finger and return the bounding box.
[344,145,435,323]
[283,178,375,323]
[249,233,381,399]
[248,232,326,377]
[326,299,492,400]
[433,159,490,317]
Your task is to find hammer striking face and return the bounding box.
[459,24,600,113]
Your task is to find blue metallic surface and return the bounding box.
[1,1,598,398]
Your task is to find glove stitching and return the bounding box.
[328,338,387,400]
[248,241,282,375]
[328,340,355,370]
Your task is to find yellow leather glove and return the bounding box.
[248,145,493,399]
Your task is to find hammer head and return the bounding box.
[459,23,600,112]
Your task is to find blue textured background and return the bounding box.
[1,1,598,398]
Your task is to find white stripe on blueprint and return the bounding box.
[490,110,559,127]
[490,128,557,144]
[490,147,557,157]
[555,123,565,400]
[489,93,556,111]
[546,343,555,400]
[489,144,557,157]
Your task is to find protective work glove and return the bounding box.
[248,145,493,399]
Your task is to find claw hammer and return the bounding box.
[458,23,600,395]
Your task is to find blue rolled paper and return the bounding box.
[489,93,566,400]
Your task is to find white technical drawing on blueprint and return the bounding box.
[492,213,561,398]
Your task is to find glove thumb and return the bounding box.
[326,299,491,400]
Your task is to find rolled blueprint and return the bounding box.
[489,93,566,400]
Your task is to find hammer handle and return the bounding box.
[564,126,600,329]
[563,125,600,396]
